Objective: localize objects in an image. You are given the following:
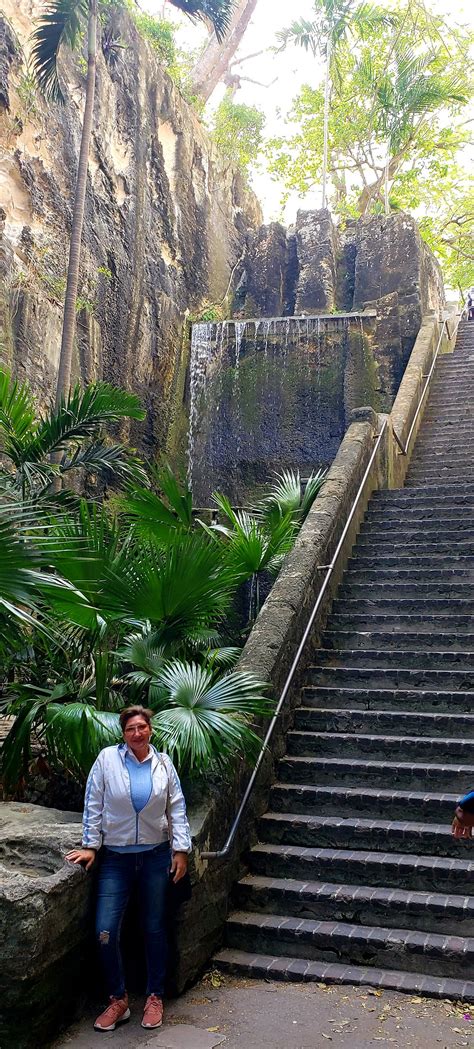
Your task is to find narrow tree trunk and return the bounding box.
[384,148,390,215]
[321,33,332,210]
[190,0,258,103]
[55,0,97,407]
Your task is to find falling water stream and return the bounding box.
[188,312,377,503]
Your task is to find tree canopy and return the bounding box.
[265,0,474,288]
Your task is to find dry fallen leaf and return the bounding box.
[322,1034,332,1041]
[207,1026,220,1033]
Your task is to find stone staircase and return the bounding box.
[215,317,474,1000]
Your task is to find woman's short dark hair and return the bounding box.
[119,705,153,732]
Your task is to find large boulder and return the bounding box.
[0,802,92,1049]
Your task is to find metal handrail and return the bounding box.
[201,417,388,860]
[392,307,467,456]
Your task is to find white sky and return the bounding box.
[146,0,474,222]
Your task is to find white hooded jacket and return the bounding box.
[82,743,192,853]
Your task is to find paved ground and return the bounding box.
[55,972,474,1049]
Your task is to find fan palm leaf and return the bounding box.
[261,468,326,524]
[149,659,271,771]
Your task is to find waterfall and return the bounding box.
[188,311,376,502]
[187,321,213,488]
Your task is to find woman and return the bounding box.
[66,705,192,1033]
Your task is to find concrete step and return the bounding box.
[305,663,474,690]
[345,568,474,584]
[286,730,474,764]
[234,875,474,935]
[365,506,474,523]
[328,613,474,634]
[311,647,474,670]
[278,754,474,791]
[332,595,474,614]
[371,482,474,503]
[354,538,474,554]
[258,812,463,859]
[409,442,474,457]
[301,684,474,713]
[348,553,474,569]
[214,947,474,1001]
[269,782,457,823]
[224,910,474,978]
[294,706,474,738]
[406,471,474,486]
[249,843,474,894]
[356,526,474,544]
[422,406,473,419]
[339,581,474,599]
[409,456,474,472]
[322,630,474,650]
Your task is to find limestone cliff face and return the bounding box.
[0,3,261,452]
[233,208,445,403]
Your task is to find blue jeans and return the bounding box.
[95,843,171,998]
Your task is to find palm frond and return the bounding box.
[103,533,234,643]
[0,368,38,467]
[119,464,193,543]
[150,659,271,771]
[277,19,320,56]
[30,0,89,103]
[24,382,145,463]
[168,0,235,43]
[44,703,121,776]
[62,439,148,488]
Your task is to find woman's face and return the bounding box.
[123,715,152,754]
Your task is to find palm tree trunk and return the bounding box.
[384,148,390,215]
[55,0,97,408]
[321,32,332,210]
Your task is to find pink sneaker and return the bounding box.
[94,994,130,1031]
[142,994,163,1029]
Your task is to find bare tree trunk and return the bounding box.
[321,33,332,210]
[55,0,97,407]
[190,0,258,103]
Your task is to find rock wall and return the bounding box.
[233,208,445,403]
[0,3,261,453]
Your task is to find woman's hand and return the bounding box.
[452,806,474,838]
[170,851,188,883]
[65,847,97,870]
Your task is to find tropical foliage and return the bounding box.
[0,368,147,500]
[0,393,326,792]
[211,91,265,175]
[267,0,473,286]
[277,0,397,208]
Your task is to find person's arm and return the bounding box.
[164,756,192,882]
[452,804,474,838]
[65,753,105,867]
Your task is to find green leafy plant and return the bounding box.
[212,91,265,175]
[0,369,147,500]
